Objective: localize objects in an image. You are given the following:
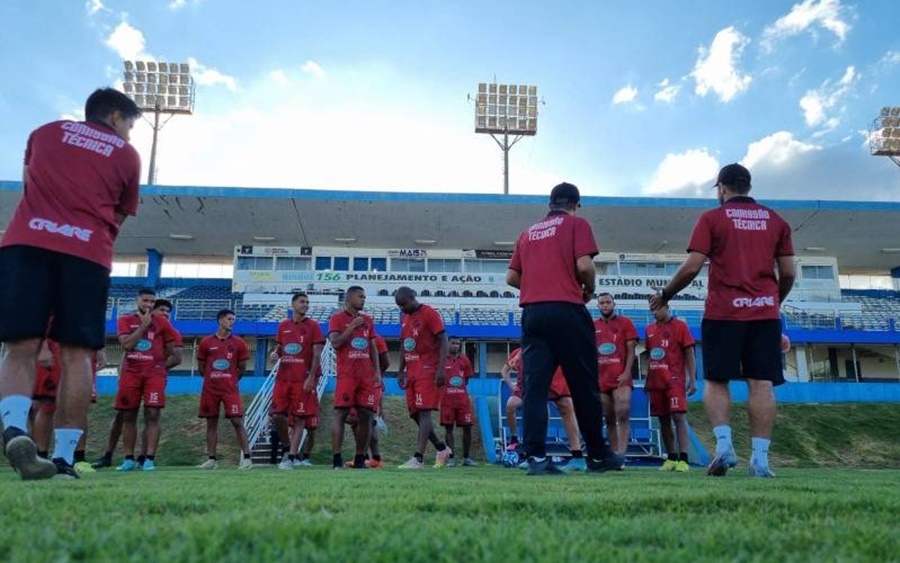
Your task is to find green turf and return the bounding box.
[0,465,898,561]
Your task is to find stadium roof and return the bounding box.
[2,181,900,272]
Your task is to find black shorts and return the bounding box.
[0,245,110,349]
[701,319,784,386]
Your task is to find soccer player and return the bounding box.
[440,336,477,467]
[328,287,382,469]
[395,287,453,470]
[650,163,795,478]
[196,309,253,470]
[93,299,182,469]
[270,292,325,470]
[114,289,179,471]
[594,293,639,462]
[346,332,390,468]
[507,182,621,475]
[0,88,141,480]
[644,303,696,472]
[500,346,587,471]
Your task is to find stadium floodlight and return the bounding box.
[470,80,541,194]
[123,60,196,184]
[867,106,900,169]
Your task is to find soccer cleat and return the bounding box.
[659,459,678,472]
[196,458,218,470]
[278,456,294,470]
[117,459,138,472]
[142,459,156,472]
[462,458,478,467]
[365,459,384,468]
[707,450,738,477]
[398,457,424,470]
[446,458,457,468]
[74,461,96,475]
[562,457,587,472]
[517,460,529,470]
[587,452,626,474]
[90,456,112,469]
[238,458,253,470]
[434,447,452,468]
[52,458,79,480]
[675,460,690,473]
[3,429,58,481]
[748,461,776,478]
[526,457,567,476]
[296,458,313,467]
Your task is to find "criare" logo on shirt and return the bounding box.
[28,218,93,242]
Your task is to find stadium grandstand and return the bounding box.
[3,181,900,462]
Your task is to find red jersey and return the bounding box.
[152,326,183,373]
[1,120,141,269]
[688,196,793,321]
[509,212,599,306]
[400,304,446,377]
[118,313,178,375]
[197,334,251,393]
[443,354,474,397]
[276,317,326,382]
[36,339,62,383]
[644,317,695,390]
[328,310,377,379]
[374,334,388,355]
[506,348,522,373]
[594,314,639,378]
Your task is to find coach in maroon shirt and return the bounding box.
[651,163,795,479]
[0,88,141,480]
[507,182,621,476]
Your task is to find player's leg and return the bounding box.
[702,320,744,476]
[367,424,382,467]
[745,320,783,478]
[519,307,558,467]
[555,397,586,472]
[600,392,617,451]
[459,400,476,466]
[650,388,677,471]
[205,416,220,460]
[32,403,54,457]
[93,411,125,468]
[443,423,456,467]
[142,407,161,470]
[505,394,522,448]
[612,386,631,458]
[228,415,252,469]
[461,425,473,464]
[300,425,316,465]
[331,407,350,468]
[289,416,305,457]
[351,407,373,469]
[671,412,690,472]
[117,408,140,470]
[271,379,292,465]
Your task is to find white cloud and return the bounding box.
[691,27,752,103]
[798,65,857,127]
[643,149,720,196]
[881,51,900,66]
[85,0,104,15]
[653,79,680,103]
[105,20,150,61]
[301,60,326,79]
[188,57,237,91]
[270,69,288,86]
[762,0,851,51]
[742,131,821,170]
[611,85,638,105]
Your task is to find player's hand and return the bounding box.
[397,371,407,390]
[617,371,630,387]
[269,351,279,364]
[95,349,107,370]
[303,377,316,393]
[506,381,517,393]
[649,289,667,311]
[582,289,593,303]
[37,345,54,368]
[349,316,365,329]
[138,308,152,328]
[374,371,383,387]
[686,378,697,396]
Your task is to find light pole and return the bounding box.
[123,61,195,184]
[471,82,540,195]
[867,106,900,169]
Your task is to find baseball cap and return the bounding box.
[713,163,751,189]
[549,182,581,205]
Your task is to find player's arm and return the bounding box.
[329,316,363,348]
[196,342,208,377]
[655,251,706,307]
[397,350,408,390]
[379,350,390,374]
[776,255,796,304]
[95,348,107,371]
[500,361,516,392]
[305,343,324,392]
[506,269,521,289]
[166,346,182,369]
[435,331,449,386]
[369,338,382,386]
[620,339,637,386]
[269,341,282,364]
[119,311,152,350]
[576,255,596,301]
[684,346,697,396]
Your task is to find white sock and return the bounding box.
[52,429,84,465]
[713,425,733,456]
[751,437,770,467]
[531,456,546,463]
[0,395,32,433]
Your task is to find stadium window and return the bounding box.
[465,259,507,273]
[428,259,461,273]
[277,257,312,271]
[802,265,835,280]
[236,256,273,270]
[333,257,350,271]
[392,258,426,272]
[315,256,332,271]
[370,257,387,272]
[353,257,369,271]
[665,263,680,275]
[617,262,638,276]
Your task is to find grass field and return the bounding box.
[1,465,898,561]
[2,396,900,560]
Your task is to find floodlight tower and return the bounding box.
[122,61,196,184]
[470,82,540,195]
[867,106,900,169]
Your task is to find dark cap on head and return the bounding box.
[549,182,580,205]
[714,163,751,190]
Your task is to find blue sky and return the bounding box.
[1,0,899,200]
